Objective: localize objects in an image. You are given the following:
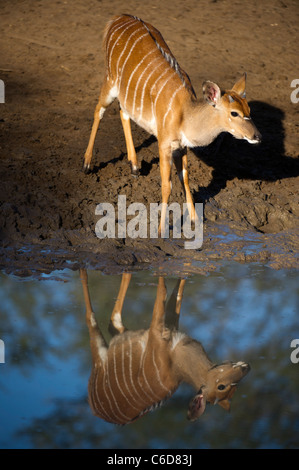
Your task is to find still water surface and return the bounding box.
[0,262,298,449]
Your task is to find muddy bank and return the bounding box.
[0,0,298,276]
[1,221,298,278]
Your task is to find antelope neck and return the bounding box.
[181,100,224,148]
[172,339,213,390]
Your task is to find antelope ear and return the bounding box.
[202,81,221,106]
[218,399,231,411]
[218,387,236,411]
[187,392,206,421]
[232,72,247,97]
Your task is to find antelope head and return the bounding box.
[187,361,250,421]
[203,73,262,145]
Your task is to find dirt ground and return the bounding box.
[0,0,298,276]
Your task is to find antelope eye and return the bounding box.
[218,384,226,390]
[231,111,239,117]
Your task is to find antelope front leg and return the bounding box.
[165,279,186,330]
[158,145,172,238]
[109,273,132,335]
[173,151,197,223]
[151,277,167,332]
[119,109,139,176]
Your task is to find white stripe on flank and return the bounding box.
[98,364,117,421]
[128,338,148,406]
[103,366,124,423]
[142,364,162,402]
[139,338,147,352]
[120,341,141,411]
[106,17,135,65]
[108,19,136,75]
[107,16,135,49]
[124,49,156,108]
[162,84,184,127]
[107,20,133,67]
[93,367,111,421]
[139,60,165,121]
[107,17,135,51]
[139,351,160,402]
[148,67,169,120]
[118,32,148,91]
[115,27,144,85]
[105,350,131,422]
[132,56,162,117]
[153,71,174,113]
[112,344,140,412]
[152,350,169,392]
[89,368,100,416]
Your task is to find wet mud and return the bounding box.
[0,0,298,276]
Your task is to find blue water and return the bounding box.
[0,262,298,449]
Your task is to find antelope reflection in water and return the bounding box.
[80,270,250,425]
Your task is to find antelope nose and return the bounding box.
[233,361,251,374]
[254,132,262,144]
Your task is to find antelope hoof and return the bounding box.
[130,162,139,177]
[83,160,91,174]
